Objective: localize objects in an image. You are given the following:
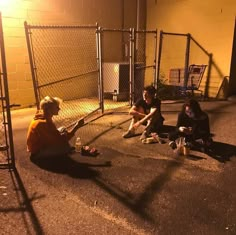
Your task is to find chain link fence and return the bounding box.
[0,13,15,168]
[25,23,158,133]
[25,23,100,128]
[101,28,157,110]
[135,30,157,100]
[157,31,213,99]
[101,29,131,111]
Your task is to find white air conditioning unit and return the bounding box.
[103,62,144,101]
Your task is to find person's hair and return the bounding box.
[182,98,203,117]
[39,96,62,111]
[144,85,156,97]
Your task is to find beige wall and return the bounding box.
[0,0,139,108]
[147,0,236,98]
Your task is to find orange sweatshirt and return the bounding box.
[26,112,69,154]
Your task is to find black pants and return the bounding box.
[145,113,164,134]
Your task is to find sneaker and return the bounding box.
[122,130,135,138]
[140,131,149,140]
[185,141,194,149]
[169,141,177,150]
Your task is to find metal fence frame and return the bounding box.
[0,13,15,169]
[24,23,158,127]
[24,22,101,127]
[157,30,212,98]
[100,27,158,108]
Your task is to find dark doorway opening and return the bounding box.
[228,17,236,96]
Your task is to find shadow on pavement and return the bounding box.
[4,168,44,234]
[94,159,184,224]
[30,155,111,179]
[190,141,236,163]
[207,141,236,163]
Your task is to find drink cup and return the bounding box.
[183,146,190,156]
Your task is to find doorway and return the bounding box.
[228,17,236,96]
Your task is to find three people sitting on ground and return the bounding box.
[27,92,213,159]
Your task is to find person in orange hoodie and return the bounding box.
[27,96,84,159]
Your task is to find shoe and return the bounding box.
[123,130,135,138]
[169,141,177,150]
[69,146,76,153]
[151,133,165,144]
[140,131,149,140]
[185,141,194,149]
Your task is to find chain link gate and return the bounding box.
[157,31,211,99]
[135,29,158,99]
[100,28,158,110]
[24,22,101,128]
[0,13,15,168]
[24,22,159,129]
[100,28,131,110]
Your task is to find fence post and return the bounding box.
[96,25,104,113]
[24,21,40,108]
[156,30,163,91]
[0,12,15,168]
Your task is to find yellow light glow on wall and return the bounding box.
[0,0,15,7]
[114,64,119,73]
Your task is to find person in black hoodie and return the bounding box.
[122,85,164,140]
[168,98,213,150]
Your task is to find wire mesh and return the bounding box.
[189,38,210,93]
[135,30,157,101]
[159,33,187,86]
[157,32,214,99]
[0,14,14,168]
[101,29,131,110]
[26,24,100,127]
[25,24,160,133]
[0,78,9,166]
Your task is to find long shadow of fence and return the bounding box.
[0,167,44,235]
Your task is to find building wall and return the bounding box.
[146,0,236,98]
[0,0,140,107]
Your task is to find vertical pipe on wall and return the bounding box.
[136,0,140,52]
[121,0,125,61]
[184,33,191,89]
[156,30,163,90]
[153,29,158,88]
[136,0,140,30]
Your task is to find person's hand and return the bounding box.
[58,126,67,135]
[179,126,192,135]
[184,127,192,135]
[133,121,141,129]
[179,126,187,132]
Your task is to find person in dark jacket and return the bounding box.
[168,98,212,150]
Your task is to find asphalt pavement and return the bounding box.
[1,99,236,235]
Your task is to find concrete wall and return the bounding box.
[0,0,140,108]
[146,0,236,98]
